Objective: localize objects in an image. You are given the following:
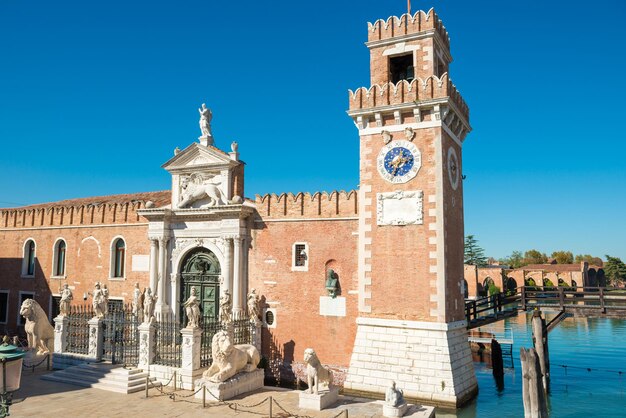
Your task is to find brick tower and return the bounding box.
[343,9,477,407]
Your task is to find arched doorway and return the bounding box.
[506,277,517,295]
[180,248,221,324]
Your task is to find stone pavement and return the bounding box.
[10,369,435,418]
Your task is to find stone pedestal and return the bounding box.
[87,317,103,360]
[138,322,156,368]
[344,318,478,408]
[195,369,264,401]
[298,387,339,411]
[53,315,69,353]
[383,403,409,417]
[180,327,202,390]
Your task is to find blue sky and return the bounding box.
[1,0,625,260]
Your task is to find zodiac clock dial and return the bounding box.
[377,140,422,184]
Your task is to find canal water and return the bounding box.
[438,313,626,417]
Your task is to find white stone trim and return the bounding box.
[359,120,441,136]
[253,217,358,223]
[291,242,309,272]
[51,237,67,278]
[434,132,447,321]
[20,237,36,278]
[355,316,467,331]
[108,235,127,280]
[0,222,149,231]
[263,307,277,329]
[376,190,423,226]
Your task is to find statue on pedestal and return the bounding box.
[132,282,144,323]
[143,287,157,324]
[303,348,333,394]
[184,287,201,328]
[59,284,73,316]
[247,288,261,324]
[92,282,107,318]
[325,269,339,298]
[220,290,232,324]
[198,103,212,138]
[385,381,405,407]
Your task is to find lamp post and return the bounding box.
[0,336,26,417]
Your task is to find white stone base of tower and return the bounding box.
[343,317,478,408]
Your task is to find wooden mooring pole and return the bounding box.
[520,347,548,418]
[531,310,550,391]
[491,338,504,390]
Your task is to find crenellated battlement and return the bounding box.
[254,190,358,219]
[0,191,170,229]
[367,9,450,48]
[348,74,469,121]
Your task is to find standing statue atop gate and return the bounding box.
[220,289,232,324]
[132,282,144,323]
[198,103,212,138]
[92,282,107,318]
[247,288,261,325]
[59,284,73,316]
[143,287,157,324]
[184,287,201,328]
[102,284,110,315]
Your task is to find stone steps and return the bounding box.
[41,363,158,394]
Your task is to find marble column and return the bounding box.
[149,239,159,293]
[242,235,249,306]
[155,236,171,315]
[232,236,243,315]
[222,237,233,297]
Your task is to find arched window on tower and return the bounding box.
[112,238,126,278]
[22,239,36,277]
[53,239,66,277]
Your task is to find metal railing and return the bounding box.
[154,316,182,367]
[102,303,139,366]
[520,286,626,312]
[200,312,255,368]
[66,304,93,355]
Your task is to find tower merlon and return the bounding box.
[347,75,471,143]
[367,9,450,54]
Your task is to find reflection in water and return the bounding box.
[437,314,626,418]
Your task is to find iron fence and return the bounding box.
[66,304,93,355]
[154,316,182,367]
[102,303,139,366]
[200,312,255,368]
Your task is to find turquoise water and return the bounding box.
[438,314,626,417]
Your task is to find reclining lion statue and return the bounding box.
[203,330,260,383]
[20,298,55,354]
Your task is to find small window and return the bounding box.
[112,238,126,278]
[18,292,35,326]
[389,53,414,84]
[53,239,67,277]
[263,308,277,329]
[292,242,308,271]
[22,239,36,277]
[0,291,9,324]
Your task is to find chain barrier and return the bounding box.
[143,371,347,417]
[22,354,50,370]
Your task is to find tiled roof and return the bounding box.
[2,191,171,211]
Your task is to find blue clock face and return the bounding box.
[384,147,414,176]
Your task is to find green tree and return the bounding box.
[604,255,626,285]
[464,235,488,266]
[575,254,604,267]
[500,250,524,268]
[551,251,574,264]
[523,249,548,265]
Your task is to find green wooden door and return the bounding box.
[180,248,221,325]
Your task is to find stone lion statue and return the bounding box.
[179,174,226,208]
[20,299,54,354]
[303,348,333,394]
[202,330,260,383]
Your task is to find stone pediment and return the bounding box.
[162,143,237,174]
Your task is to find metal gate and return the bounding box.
[102,303,139,366]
